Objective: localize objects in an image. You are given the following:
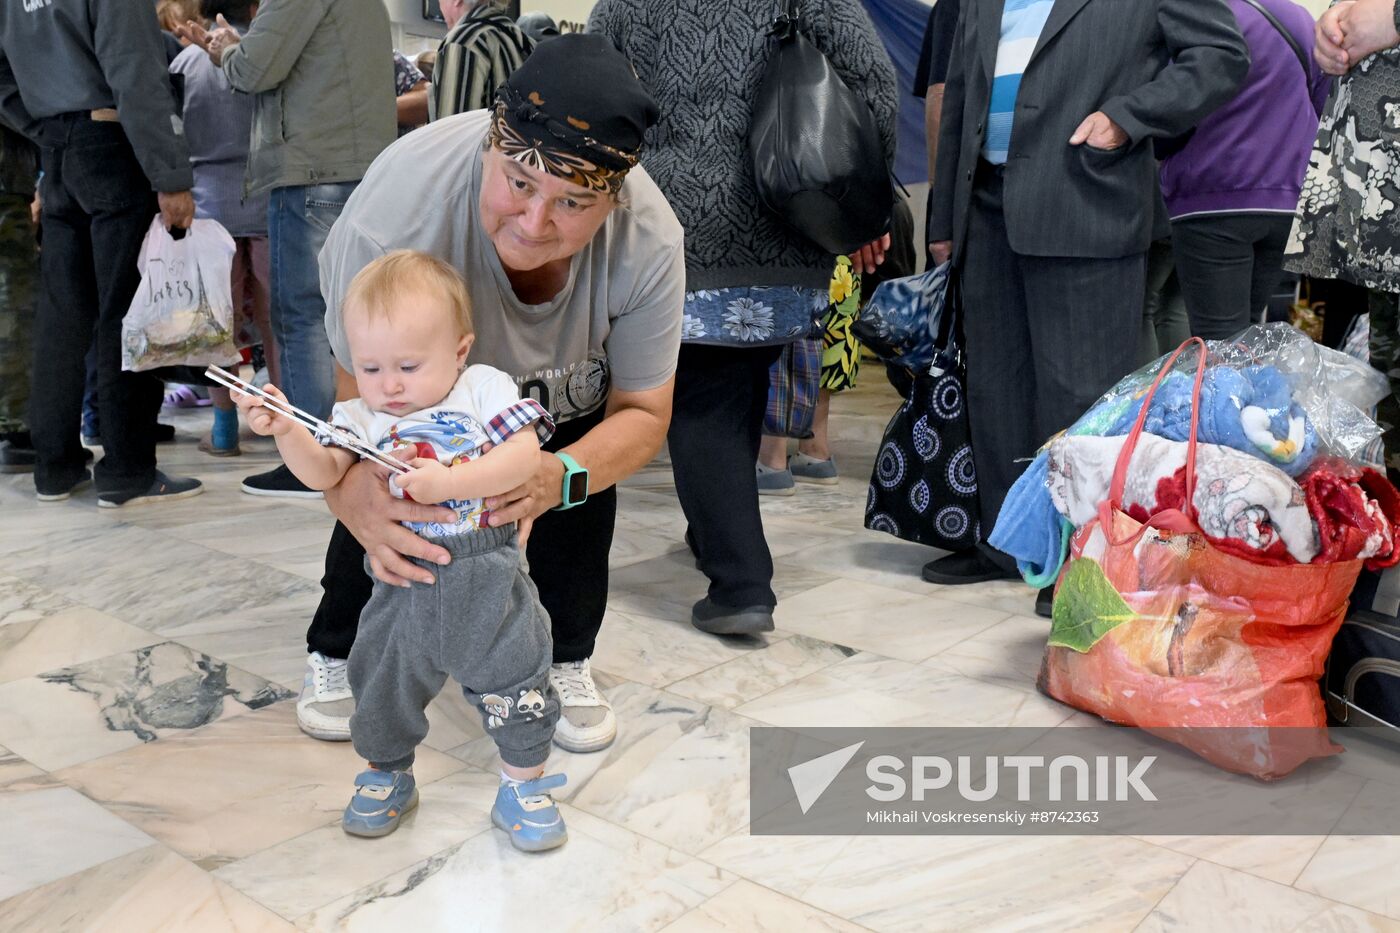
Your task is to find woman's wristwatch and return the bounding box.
[552,451,590,510]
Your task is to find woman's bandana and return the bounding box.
[485,34,658,197]
[488,100,633,195]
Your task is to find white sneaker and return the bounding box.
[298,652,354,741]
[548,658,616,753]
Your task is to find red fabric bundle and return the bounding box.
[1302,460,1400,571]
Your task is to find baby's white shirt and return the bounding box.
[323,364,552,537]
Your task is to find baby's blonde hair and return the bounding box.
[343,249,474,336]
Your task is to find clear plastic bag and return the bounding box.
[1041,336,1359,779]
[121,217,239,372]
[1069,322,1387,469]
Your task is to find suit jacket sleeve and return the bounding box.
[927,9,967,244]
[222,0,325,95]
[1099,0,1249,145]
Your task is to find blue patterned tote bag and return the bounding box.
[864,272,980,549]
[850,260,950,372]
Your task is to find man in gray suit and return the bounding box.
[924,0,1248,589]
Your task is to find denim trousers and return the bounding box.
[267,182,356,421]
[30,115,161,496]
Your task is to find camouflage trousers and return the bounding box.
[1371,290,1400,482]
[0,194,37,435]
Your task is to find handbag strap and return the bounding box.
[935,264,963,358]
[1239,0,1310,84]
[1106,336,1209,530]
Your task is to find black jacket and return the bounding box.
[0,0,192,192]
[928,0,1248,260]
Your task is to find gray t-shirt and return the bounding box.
[320,111,685,424]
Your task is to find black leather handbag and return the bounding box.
[748,0,893,255]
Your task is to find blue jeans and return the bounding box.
[268,182,357,420]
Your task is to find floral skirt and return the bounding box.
[681,286,827,346]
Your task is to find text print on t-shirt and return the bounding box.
[516,352,610,423]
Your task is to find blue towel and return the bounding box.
[1099,366,1319,477]
[989,452,1070,586]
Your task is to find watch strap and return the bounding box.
[553,451,588,510]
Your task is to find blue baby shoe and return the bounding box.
[492,773,568,852]
[343,769,418,838]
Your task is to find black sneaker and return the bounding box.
[241,464,323,499]
[691,597,775,636]
[2,433,94,474]
[0,438,35,474]
[98,471,203,508]
[36,468,92,502]
[1035,586,1053,619]
[921,548,1020,585]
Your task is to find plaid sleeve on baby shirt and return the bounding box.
[487,398,555,447]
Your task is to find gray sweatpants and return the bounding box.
[348,523,559,770]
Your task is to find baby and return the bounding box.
[236,249,567,851]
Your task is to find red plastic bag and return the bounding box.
[1039,339,1361,779]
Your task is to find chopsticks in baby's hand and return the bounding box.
[204,364,412,475]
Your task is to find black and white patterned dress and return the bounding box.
[1285,49,1400,292]
[1286,39,1400,479]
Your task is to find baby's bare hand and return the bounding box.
[232,384,295,437]
[392,458,455,504]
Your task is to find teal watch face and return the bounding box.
[564,467,589,505]
[555,453,589,510]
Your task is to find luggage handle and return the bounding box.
[1100,336,1209,547]
[1341,658,1400,722]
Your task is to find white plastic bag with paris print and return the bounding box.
[121,216,240,371]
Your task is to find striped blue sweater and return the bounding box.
[984,0,1055,164]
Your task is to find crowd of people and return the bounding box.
[914,0,1376,617]
[0,0,1395,849]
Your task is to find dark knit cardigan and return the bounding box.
[588,0,898,290]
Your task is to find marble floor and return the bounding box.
[2,380,1399,932]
